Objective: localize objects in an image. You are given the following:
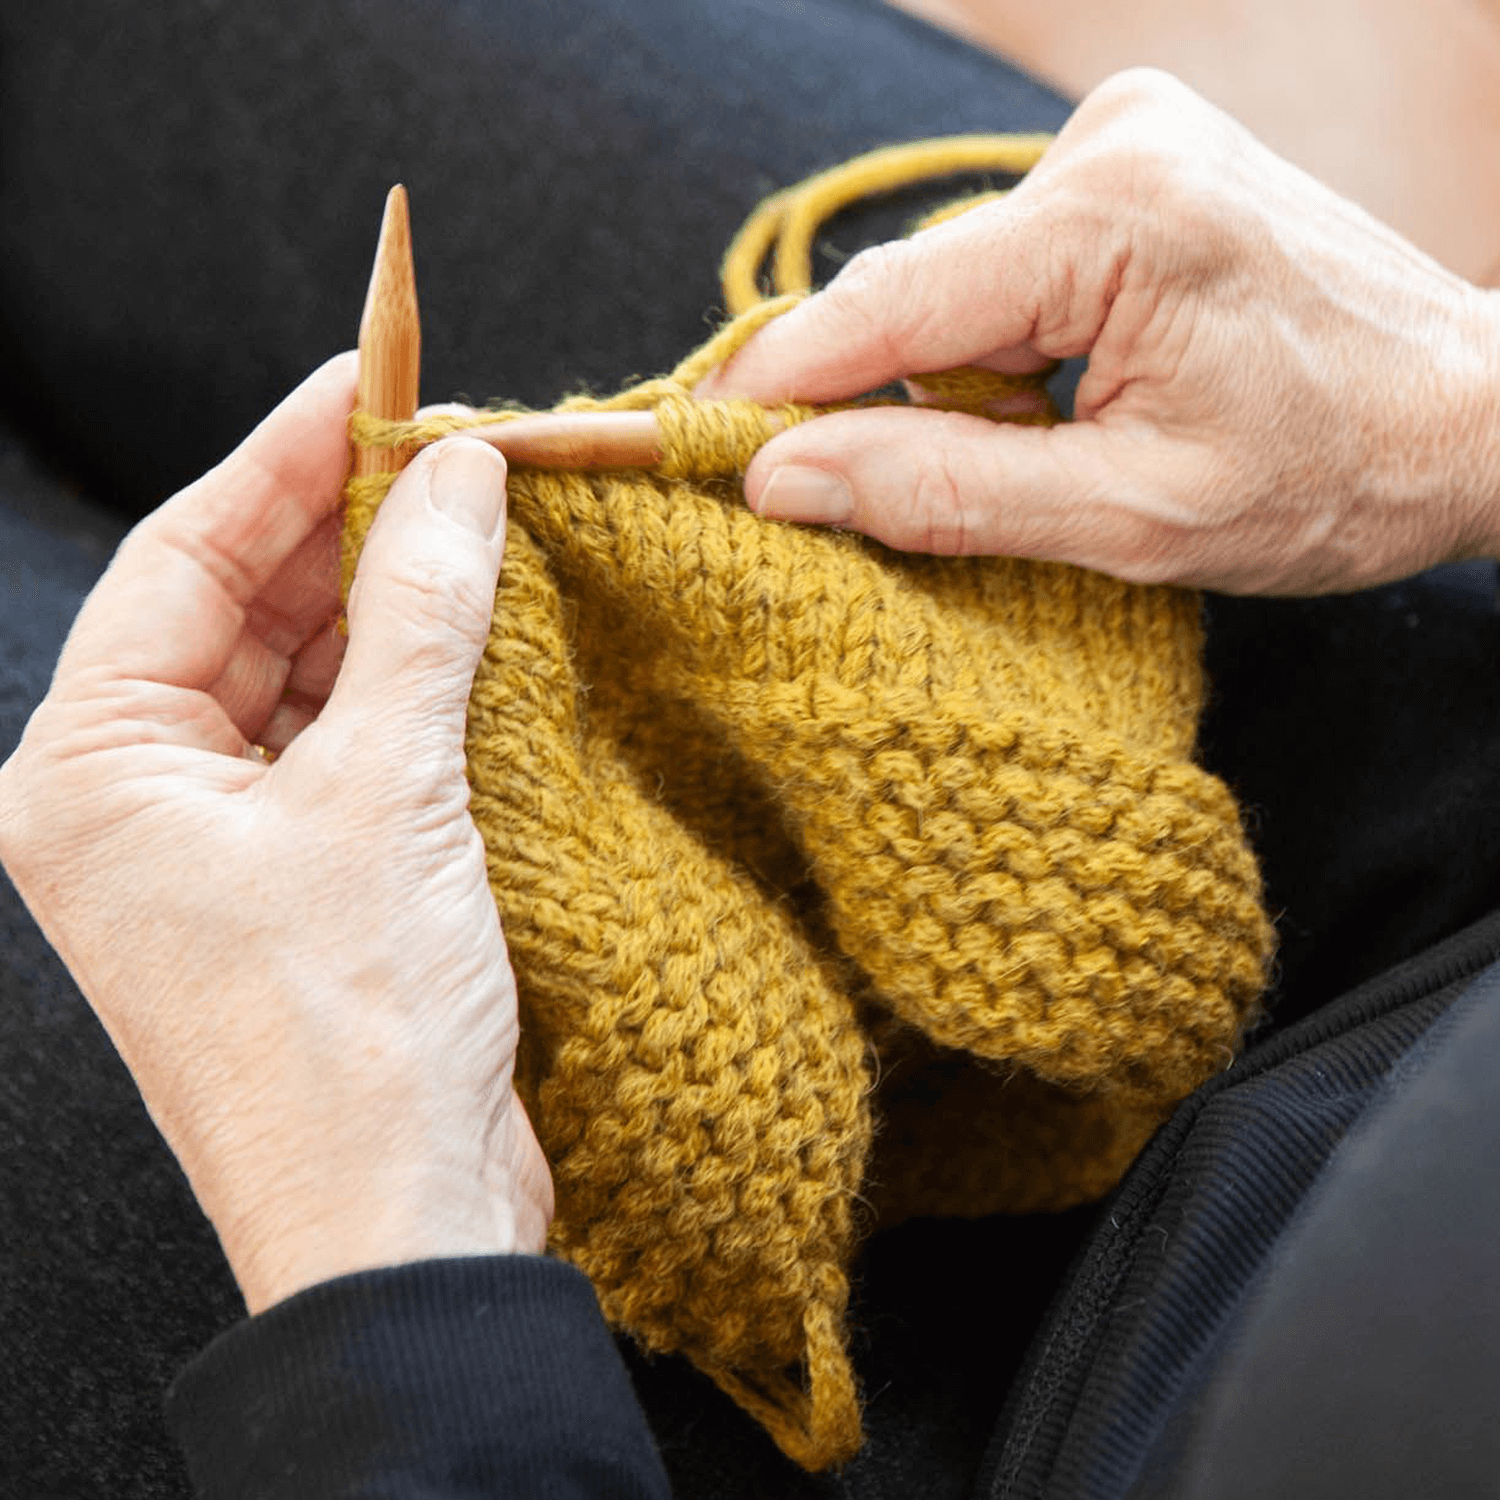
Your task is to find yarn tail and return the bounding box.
[701,1302,863,1471]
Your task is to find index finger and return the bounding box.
[56,352,359,689]
[696,197,1061,405]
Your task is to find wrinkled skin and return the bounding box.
[5,66,1500,1321]
[0,355,552,1313]
[702,69,1500,593]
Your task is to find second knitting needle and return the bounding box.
[355,186,748,473]
[459,411,665,470]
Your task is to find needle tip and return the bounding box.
[353,185,423,473]
[379,184,410,258]
[360,185,417,345]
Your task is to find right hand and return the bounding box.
[699,69,1500,594]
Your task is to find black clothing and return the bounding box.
[167,1259,671,1500]
[4,0,1500,1496]
[161,921,1500,1500]
[986,909,1500,1499]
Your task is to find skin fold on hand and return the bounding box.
[0,355,553,1315]
[700,69,1500,594]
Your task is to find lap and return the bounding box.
[4,3,1500,1494]
[0,6,1074,1496]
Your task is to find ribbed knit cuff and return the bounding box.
[166,1256,670,1500]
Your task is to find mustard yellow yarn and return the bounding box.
[340,138,1275,1472]
[719,133,1052,312]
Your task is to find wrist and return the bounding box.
[212,1092,555,1315]
[1450,285,1500,562]
[228,1166,550,1315]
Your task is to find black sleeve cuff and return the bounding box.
[166,1255,671,1500]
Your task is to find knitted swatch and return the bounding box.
[341,138,1275,1471]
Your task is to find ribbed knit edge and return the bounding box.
[165,1255,671,1500]
[971,902,1500,1500]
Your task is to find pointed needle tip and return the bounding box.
[378,184,410,253]
[354,185,422,464]
[363,185,416,327]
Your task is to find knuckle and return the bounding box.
[1057,129,1240,287]
[1064,69,1222,197]
[907,450,971,554]
[361,559,494,652]
[826,241,926,370]
[1078,66,1195,129]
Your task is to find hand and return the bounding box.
[699,69,1500,594]
[0,355,552,1314]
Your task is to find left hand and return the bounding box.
[0,354,553,1314]
[698,71,1500,593]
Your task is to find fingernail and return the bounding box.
[755,465,853,524]
[429,439,506,541]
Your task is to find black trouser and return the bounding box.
[4,3,1500,1496]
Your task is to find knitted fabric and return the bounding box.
[340,138,1275,1471]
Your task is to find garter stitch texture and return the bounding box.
[341,138,1275,1471]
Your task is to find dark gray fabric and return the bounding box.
[974,907,1500,1499]
[1173,961,1500,1500]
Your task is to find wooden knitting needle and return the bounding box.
[457,411,665,469]
[354,186,768,472]
[354,185,665,472]
[354,184,422,479]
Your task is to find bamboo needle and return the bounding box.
[353,186,768,473]
[352,185,664,474]
[459,410,665,470]
[353,184,422,481]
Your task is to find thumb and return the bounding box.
[327,437,507,742]
[743,404,1193,578]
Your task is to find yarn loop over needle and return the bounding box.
[340,136,1275,1471]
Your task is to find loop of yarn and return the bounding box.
[719,134,1053,312]
[339,137,1275,1471]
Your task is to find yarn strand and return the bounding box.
[720,133,1053,312]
